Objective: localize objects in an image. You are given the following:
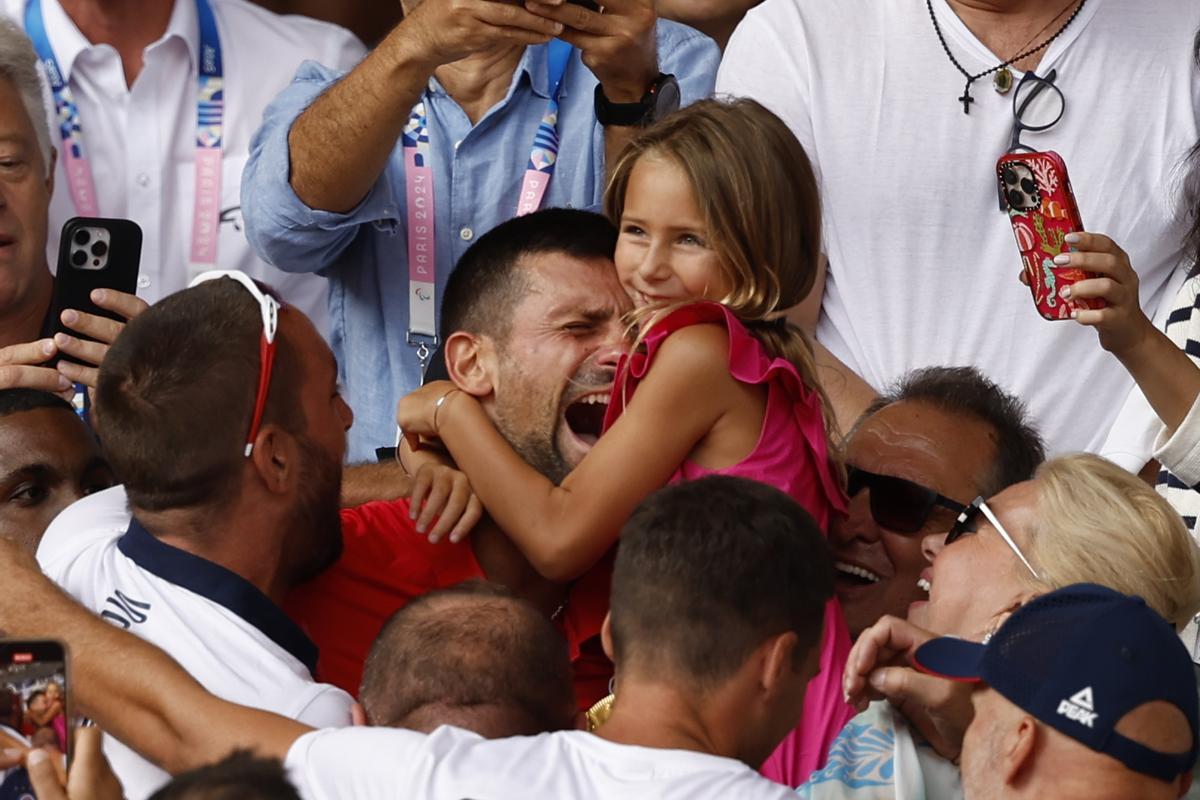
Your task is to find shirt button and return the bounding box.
[136,173,150,187]
[136,276,151,289]
[459,227,474,241]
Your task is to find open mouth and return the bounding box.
[917,570,932,595]
[835,561,881,587]
[564,391,609,446]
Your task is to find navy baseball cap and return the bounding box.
[913,583,1199,783]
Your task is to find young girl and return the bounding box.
[398,98,851,780]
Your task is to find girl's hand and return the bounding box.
[408,463,483,544]
[1056,232,1155,356]
[396,381,462,443]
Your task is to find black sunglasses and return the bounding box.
[846,466,968,534]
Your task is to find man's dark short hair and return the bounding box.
[610,476,835,687]
[94,280,305,512]
[439,208,618,341]
[861,366,1045,496]
[148,751,299,800]
[359,580,576,735]
[0,389,73,419]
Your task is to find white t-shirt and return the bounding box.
[37,486,353,800]
[285,726,796,800]
[717,0,1200,457]
[2,0,366,337]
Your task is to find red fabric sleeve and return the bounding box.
[285,498,485,696]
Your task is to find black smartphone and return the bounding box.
[0,640,70,771]
[566,0,601,10]
[49,217,142,365]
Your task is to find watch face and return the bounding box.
[653,76,681,120]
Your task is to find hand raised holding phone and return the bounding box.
[397,0,565,69]
[0,287,147,399]
[524,0,658,103]
[1051,232,1154,356]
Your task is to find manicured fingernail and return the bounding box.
[26,749,46,766]
[92,288,107,302]
[61,309,78,325]
[1053,253,1070,265]
[1070,310,1079,319]
[40,339,55,356]
[553,22,563,32]
[1064,233,1081,244]
[1060,286,1072,299]
[869,671,886,690]
[53,333,71,346]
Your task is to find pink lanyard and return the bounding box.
[25,0,225,275]
[403,40,573,370]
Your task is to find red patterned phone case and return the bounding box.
[997,150,1102,320]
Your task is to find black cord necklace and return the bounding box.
[926,0,1087,114]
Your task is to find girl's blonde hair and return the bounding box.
[604,98,841,452]
[1025,453,1200,628]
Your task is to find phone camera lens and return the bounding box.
[1003,167,1018,186]
[91,241,108,257]
[1020,178,1036,194]
[1007,188,1025,210]
[73,229,91,246]
[71,249,88,267]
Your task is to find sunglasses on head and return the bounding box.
[188,270,282,458]
[946,496,1039,578]
[846,466,967,534]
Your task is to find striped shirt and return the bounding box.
[1154,273,1200,662]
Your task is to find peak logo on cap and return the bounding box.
[1057,686,1097,728]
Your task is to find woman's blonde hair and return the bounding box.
[1026,453,1200,628]
[604,98,841,451]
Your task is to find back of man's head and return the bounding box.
[439,209,617,342]
[610,475,834,688]
[148,751,300,800]
[94,279,305,512]
[359,581,576,737]
[863,366,1045,495]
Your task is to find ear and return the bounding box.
[444,331,496,398]
[600,613,614,662]
[999,714,1039,788]
[350,702,369,727]
[758,631,799,697]
[249,424,298,496]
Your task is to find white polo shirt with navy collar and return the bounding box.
[38,485,353,800]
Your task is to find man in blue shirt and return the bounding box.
[241,0,719,461]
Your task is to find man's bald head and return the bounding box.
[358,581,576,738]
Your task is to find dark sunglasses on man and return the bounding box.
[846,466,968,534]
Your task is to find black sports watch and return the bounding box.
[594,73,681,127]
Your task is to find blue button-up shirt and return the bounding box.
[243,22,719,461]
